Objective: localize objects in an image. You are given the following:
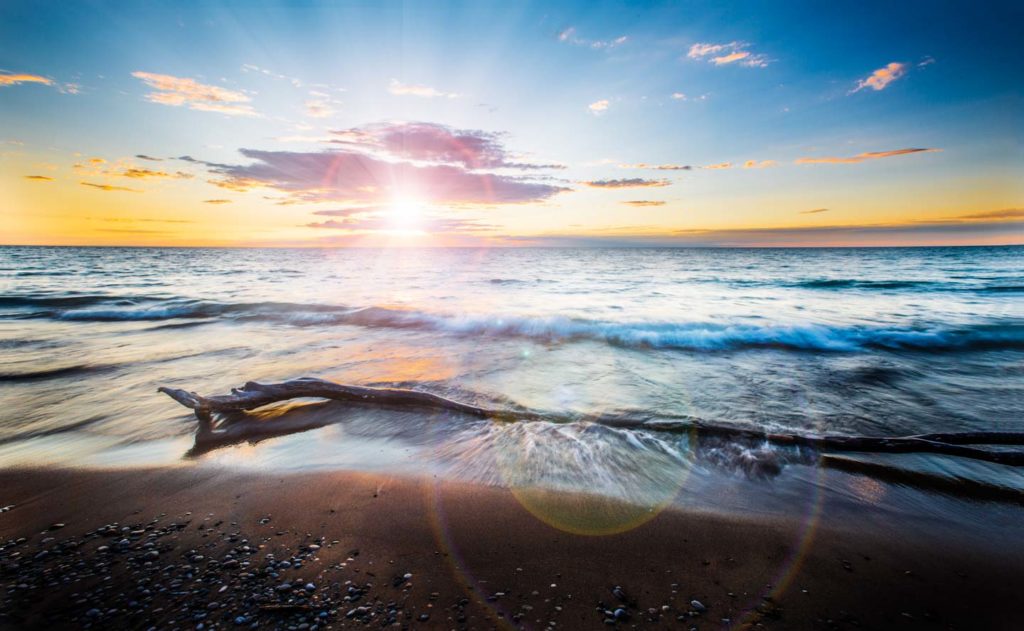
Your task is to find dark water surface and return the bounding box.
[2,246,1022,532]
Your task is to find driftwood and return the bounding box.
[159,377,1024,466]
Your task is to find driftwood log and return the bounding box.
[159,377,1024,466]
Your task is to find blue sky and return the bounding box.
[2,0,1021,246]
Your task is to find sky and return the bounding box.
[1,0,1022,247]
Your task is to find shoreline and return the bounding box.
[2,466,1022,629]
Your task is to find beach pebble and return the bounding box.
[613,607,629,620]
[305,582,316,592]
[690,599,706,612]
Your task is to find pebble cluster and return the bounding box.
[1,509,785,629]
[0,512,445,629]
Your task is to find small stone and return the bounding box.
[690,600,706,612]
[613,608,629,620]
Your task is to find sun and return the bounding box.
[387,198,424,233]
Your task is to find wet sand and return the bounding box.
[0,466,1022,629]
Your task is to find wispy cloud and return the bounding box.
[304,90,340,118]
[796,148,940,164]
[135,154,163,161]
[313,207,382,217]
[950,208,1024,221]
[851,62,907,93]
[24,175,54,181]
[557,27,628,50]
[588,99,610,115]
[80,181,141,192]
[131,71,258,116]
[513,220,1024,247]
[669,92,708,102]
[703,162,732,170]
[307,213,494,234]
[619,163,692,171]
[305,98,336,118]
[203,199,232,204]
[121,168,192,179]
[742,160,776,169]
[623,200,666,207]
[388,79,459,99]
[800,208,829,214]
[584,178,671,188]
[687,42,770,68]
[0,73,53,87]
[240,64,303,88]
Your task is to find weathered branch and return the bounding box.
[159,377,1024,466]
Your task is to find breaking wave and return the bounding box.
[4,294,1021,353]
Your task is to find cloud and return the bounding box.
[313,207,382,217]
[619,163,692,171]
[511,220,1024,247]
[388,79,459,99]
[687,42,769,68]
[203,199,232,204]
[950,208,1024,221]
[240,64,304,88]
[80,182,141,192]
[742,160,776,169]
[131,71,258,116]
[305,98,336,118]
[135,154,163,161]
[98,217,193,224]
[588,99,610,114]
[851,62,907,93]
[121,168,192,179]
[204,148,568,204]
[796,148,940,164]
[583,178,671,188]
[703,162,732,170]
[622,200,666,207]
[328,121,563,170]
[0,73,54,87]
[801,208,830,214]
[670,92,709,102]
[97,228,172,235]
[558,27,628,50]
[24,175,54,181]
[306,213,494,234]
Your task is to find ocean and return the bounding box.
[2,245,1022,529]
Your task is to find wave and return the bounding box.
[794,279,938,290]
[0,294,1013,353]
[0,364,118,382]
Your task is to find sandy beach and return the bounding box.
[2,466,1022,630]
